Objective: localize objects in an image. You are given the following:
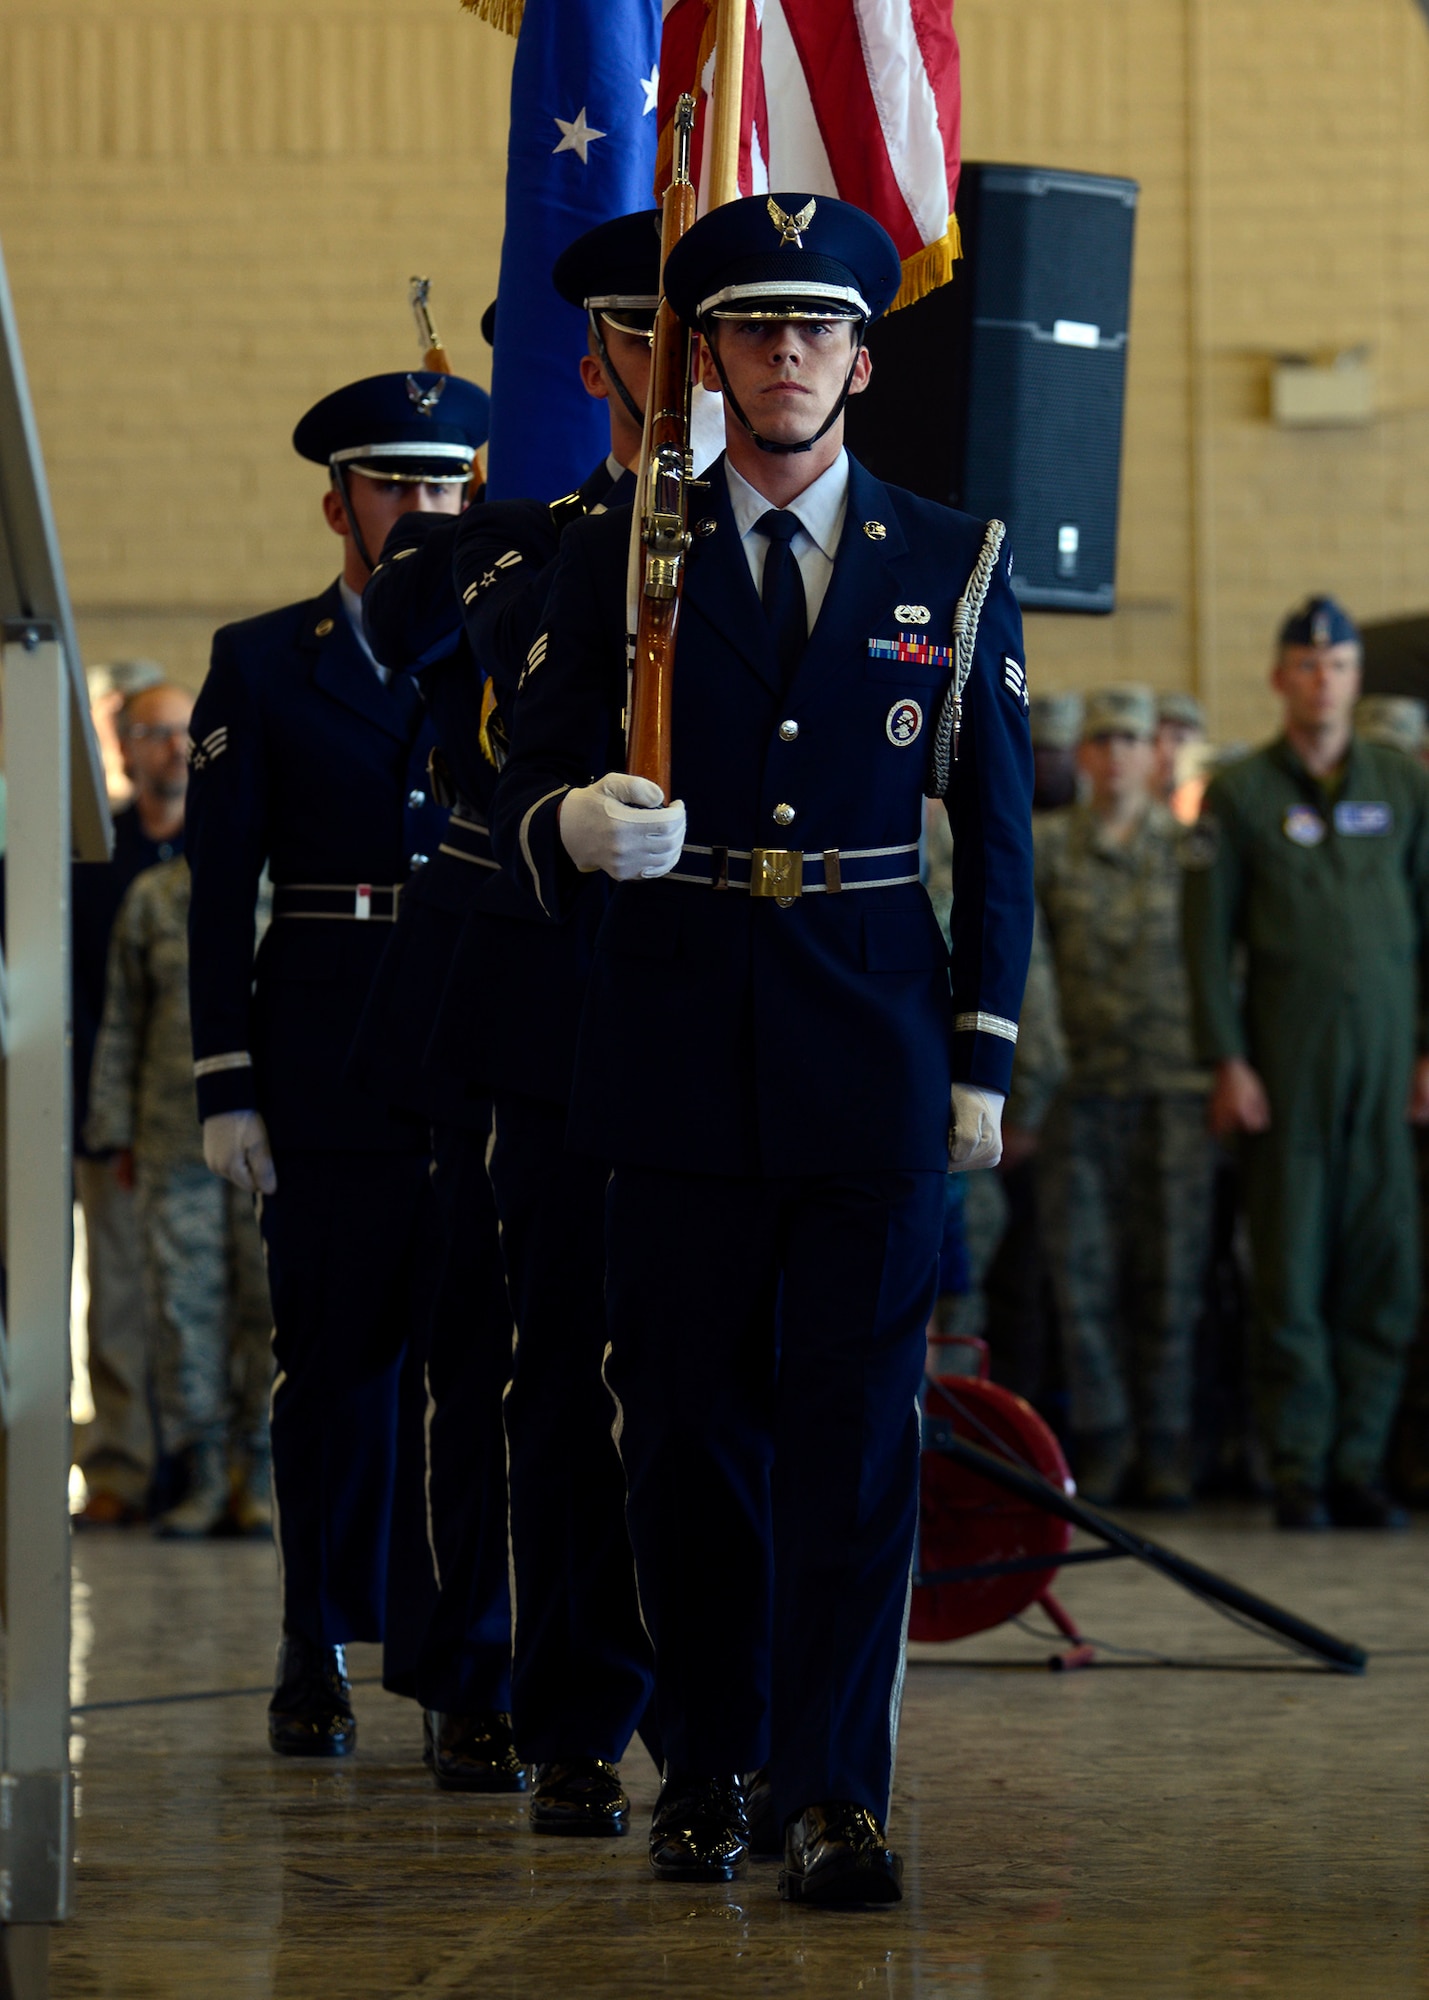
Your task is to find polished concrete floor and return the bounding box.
[51,1509,1429,1998]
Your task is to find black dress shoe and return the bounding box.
[649,1774,748,1881]
[529,1758,629,1836]
[268,1635,356,1757]
[779,1801,904,1907]
[1274,1484,1330,1530]
[742,1767,782,1857]
[423,1710,527,1793]
[1328,1483,1409,1529]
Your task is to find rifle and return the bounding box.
[409,277,451,375]
[626,93,698,804]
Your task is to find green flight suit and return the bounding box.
[1182,735,1429,1491]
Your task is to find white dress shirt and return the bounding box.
[341,577,391,685]
[723,448,850,634]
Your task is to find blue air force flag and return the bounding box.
[485,0,661,500]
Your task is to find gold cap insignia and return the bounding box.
[863,520,887,541]
[767,196,816,249]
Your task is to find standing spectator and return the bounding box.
[1154,692,1207,822]
[1184,597,1429,1529]
[86,857,273,1537]
[1029,693,1084,811]
[1036,685,1214,1506]
[71,678,193,1526]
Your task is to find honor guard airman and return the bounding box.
[1184,596,1429,1529]
[492,193,1035,1904]
[360,210,662,1827]
[185,365,490,1756]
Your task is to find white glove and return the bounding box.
[558,772,686,882]
[949,1084,1005,1172]
[203,1110,278,1195]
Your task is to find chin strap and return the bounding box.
[703,323,868,456]
[588,311,646,432]
[331,465,376,575]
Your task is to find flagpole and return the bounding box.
[706,0,747,209]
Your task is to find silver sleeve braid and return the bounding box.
[927,519,1007,799]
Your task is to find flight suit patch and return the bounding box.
[1283,805,1327,846]
[1333,800,1393,837]
[886,699,924,746]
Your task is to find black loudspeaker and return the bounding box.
[842,163,1138,614]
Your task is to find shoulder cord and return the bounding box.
[928,518,1006,799]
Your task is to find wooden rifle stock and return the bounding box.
[627,95,697,803]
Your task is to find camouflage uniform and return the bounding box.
[86,858,272,1481]
[1035,795,1213,1496]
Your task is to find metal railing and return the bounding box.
[0,232,112,1996]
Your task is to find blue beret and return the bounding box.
[293,371,490,481]
[552,209,663,317]
[663,193,902,328]
[1278,595,1359,649]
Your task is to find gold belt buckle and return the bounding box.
[749,848,803,907]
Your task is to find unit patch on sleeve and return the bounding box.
[886,699,924,747]
[868,634,953,669]
[1333,800,1393,837]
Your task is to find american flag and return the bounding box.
[656,0,962,308]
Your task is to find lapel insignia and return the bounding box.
[406,373,445,416]
[863,520,887,541]
[314,617,334,637]
[895,603,930,624]
[696,517,717,537]
[768,195,816,247]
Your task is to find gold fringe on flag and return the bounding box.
[478,678,503,768]
[889,216,962,314]
[459,0,524,34]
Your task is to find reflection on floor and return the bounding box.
[54,1509,1429,1999]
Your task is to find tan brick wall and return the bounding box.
[0,0,514,686]
[1,0,1428,742]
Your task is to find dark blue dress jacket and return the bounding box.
[361,462,631,1112]
[491,453,1036,1178]
[186,580,451,1152]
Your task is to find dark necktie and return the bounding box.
[756,508,808,687]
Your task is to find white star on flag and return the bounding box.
[640,66,659,116]
[552,108,606,164]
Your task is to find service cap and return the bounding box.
[1278,595,1359,650]
[663,192,902,329]
[292,371,490,485]
[1156,691,1206,733]
[1356,694,1427,756]
[552,209,663,334]
[1028,692,1084,750]
[1083,683,1157,742]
